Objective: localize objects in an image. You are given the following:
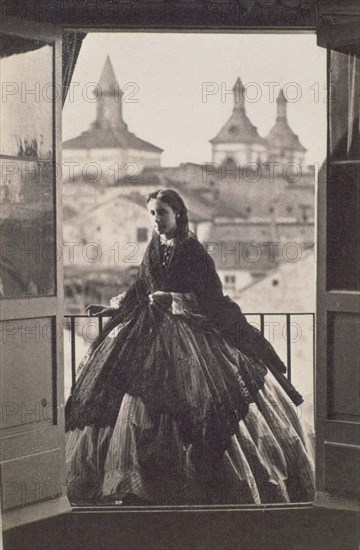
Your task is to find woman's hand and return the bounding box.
[110,292,126,308]
[86,304,118,317]
[148,291,172,308]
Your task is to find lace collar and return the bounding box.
[159,234,176,247]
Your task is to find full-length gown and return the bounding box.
[65,231,315,505]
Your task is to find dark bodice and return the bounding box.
[145,232,224,295]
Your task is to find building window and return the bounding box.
[299,204,310,222]
[224,274,236,287]
[137,227,148,242]
[225,156,236,165]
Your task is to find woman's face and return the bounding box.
[147,198,177,238]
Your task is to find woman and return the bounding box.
[66,189,314,505]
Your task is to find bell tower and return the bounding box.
[94,55,127,131]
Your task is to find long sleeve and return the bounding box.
[109,292,127,308]
[186,239,302,404]
[187,240,239,329]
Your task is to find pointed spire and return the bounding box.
[276,88,287,121]
[98,55,123,96]
[265,87,307,156]
[233,76,245,112]
[94,55,126,130]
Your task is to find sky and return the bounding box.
[63,32,327,167]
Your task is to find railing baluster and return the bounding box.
[312,312,315,386]
[260,314,265,337]
[70,316,76,391]
[286,314,292,383]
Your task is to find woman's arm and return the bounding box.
[187,239,227,320]
[86,304,118,317]
[86,276,144,319]
[188,239,289,376]
[85,304,108,316]
[86,292,127,317]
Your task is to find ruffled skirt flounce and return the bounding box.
[66,304,314,505]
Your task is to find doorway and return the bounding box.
[61,31,325,507]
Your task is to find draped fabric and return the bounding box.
[329,49,360,160]
[347,53,359,158]
[62,31,87,106]
[65,231,314,504]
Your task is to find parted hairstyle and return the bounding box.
[146,188,189,241]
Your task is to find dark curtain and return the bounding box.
[329,49,360,161]
[62,31,87,106]
[0,34,47,56]
[0,31,86,105]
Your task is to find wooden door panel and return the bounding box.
[0,23,69,528]
[0,317,56,430]
[1,425,61,463]
[1,449,63,511]
[327,313,360,420]
[324,444,360,499]
[315,16,360,509]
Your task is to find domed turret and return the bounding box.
[266,89,307,168]
[210,77,267,166]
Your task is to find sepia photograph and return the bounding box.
[0,1,359,549]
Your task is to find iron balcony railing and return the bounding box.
[64,312,315,391]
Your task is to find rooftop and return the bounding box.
[63,126,163,153]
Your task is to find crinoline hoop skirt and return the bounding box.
[65,302,315,505]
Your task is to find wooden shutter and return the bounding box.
[0,21,70,529]
[315,13,360,511]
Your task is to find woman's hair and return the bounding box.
[146,188,189,241]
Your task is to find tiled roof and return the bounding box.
[165,181,214,222]
[235,249,315,312]
[210,107,266,145]
[266,88,306,152]
[210,77,266,146]
[207,222,273,244]
[266,120,307,152]
[63,126,163,153]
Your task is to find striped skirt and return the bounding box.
[66,372,315,505]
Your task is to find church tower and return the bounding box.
[93,56,127,131]
[210,77,267,166]
[63,55,163,182]
[265,89,307,169]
